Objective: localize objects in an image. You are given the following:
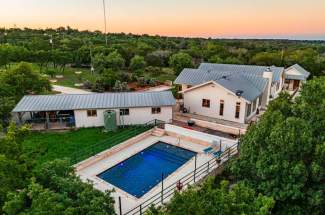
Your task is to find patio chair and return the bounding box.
[203,147,213,154]
[213,150,223,158]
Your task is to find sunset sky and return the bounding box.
[0,0,325,40]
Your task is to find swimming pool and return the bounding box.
[97,141,197,198]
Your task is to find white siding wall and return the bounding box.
[74,106,173,128]
[183,83,247,124]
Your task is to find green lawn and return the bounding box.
[54,67,98,87]
[23,126,151,168]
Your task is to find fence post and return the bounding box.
[140,204,142,215]
[161,173,164,204]
[119,196,122,215]
[194,155,197,182]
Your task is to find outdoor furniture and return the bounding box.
[203,147,213,154]
[213,150,223,157]
[187,120,195,126]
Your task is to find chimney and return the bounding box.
[262,67,273,106]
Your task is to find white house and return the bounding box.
[174,63,287,124]
[284,64,310,91]
[12,91,175,129]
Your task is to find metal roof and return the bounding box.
[12,91,176,113]
[175,68,267,102]
[198,63,284,83]
[182,72,265,102]
[285,64,310,80]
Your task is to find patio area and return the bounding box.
[173,112,248,136]
[15,111,76,130]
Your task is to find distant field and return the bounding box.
[1,63,176,89]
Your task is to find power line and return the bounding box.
[102,0,108,45]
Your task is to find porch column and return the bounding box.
[45,112,50,129]
[17,112,23,125]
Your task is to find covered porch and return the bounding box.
[284,79,302,92]
[15,110,76,130]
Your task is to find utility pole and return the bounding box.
[102,0,108,46]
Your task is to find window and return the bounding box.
[120,109,130,116]
[246,103,252,117]
[152,107,161,114]
[259,95,263,106]
[202,99,210,108]
[87,110,97,117]
[235,102,241,119]
[252,99,257,112]
[219,100,224,116]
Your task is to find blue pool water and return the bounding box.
[97,142,196,198]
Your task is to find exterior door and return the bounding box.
[293,80,300,90]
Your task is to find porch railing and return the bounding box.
[23,116,75,130]
[70,119,166,164]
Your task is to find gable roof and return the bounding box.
[181,73,265,102]
[12,91,176,113]
[285,64,310,80]
[175,68,267,102]
[198,63,284,83]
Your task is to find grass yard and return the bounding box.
[23,126,151,168]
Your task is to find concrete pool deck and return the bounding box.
[75,126,237,214]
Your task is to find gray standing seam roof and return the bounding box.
[175,68,267,102]
[285,64,310,80]
[198,63,284,83]
[12,91,176,112]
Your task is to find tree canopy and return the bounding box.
[169,52,194,75]
[229,77,325,214]
[3,159,115,215]
[0,62,51,126]
[149,179,274,215]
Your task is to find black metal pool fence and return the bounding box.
[70,119,166,164]
[121,142,239,215]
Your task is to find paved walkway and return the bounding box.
[52,85,93,94]
[139,85,173,92]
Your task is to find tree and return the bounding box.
[0,123,30,213]
[208,55,223,63]
[146,50,171,67]
[251,52,282,66]
[149,179,274,215]
[100,69,119,90]
[0,84,15,126]
[129,55,146,71]
[105,50,125,70]
[3,159,116,215]
[229,78,325,214]
[169,52,193,75]
[0,62,51,102]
